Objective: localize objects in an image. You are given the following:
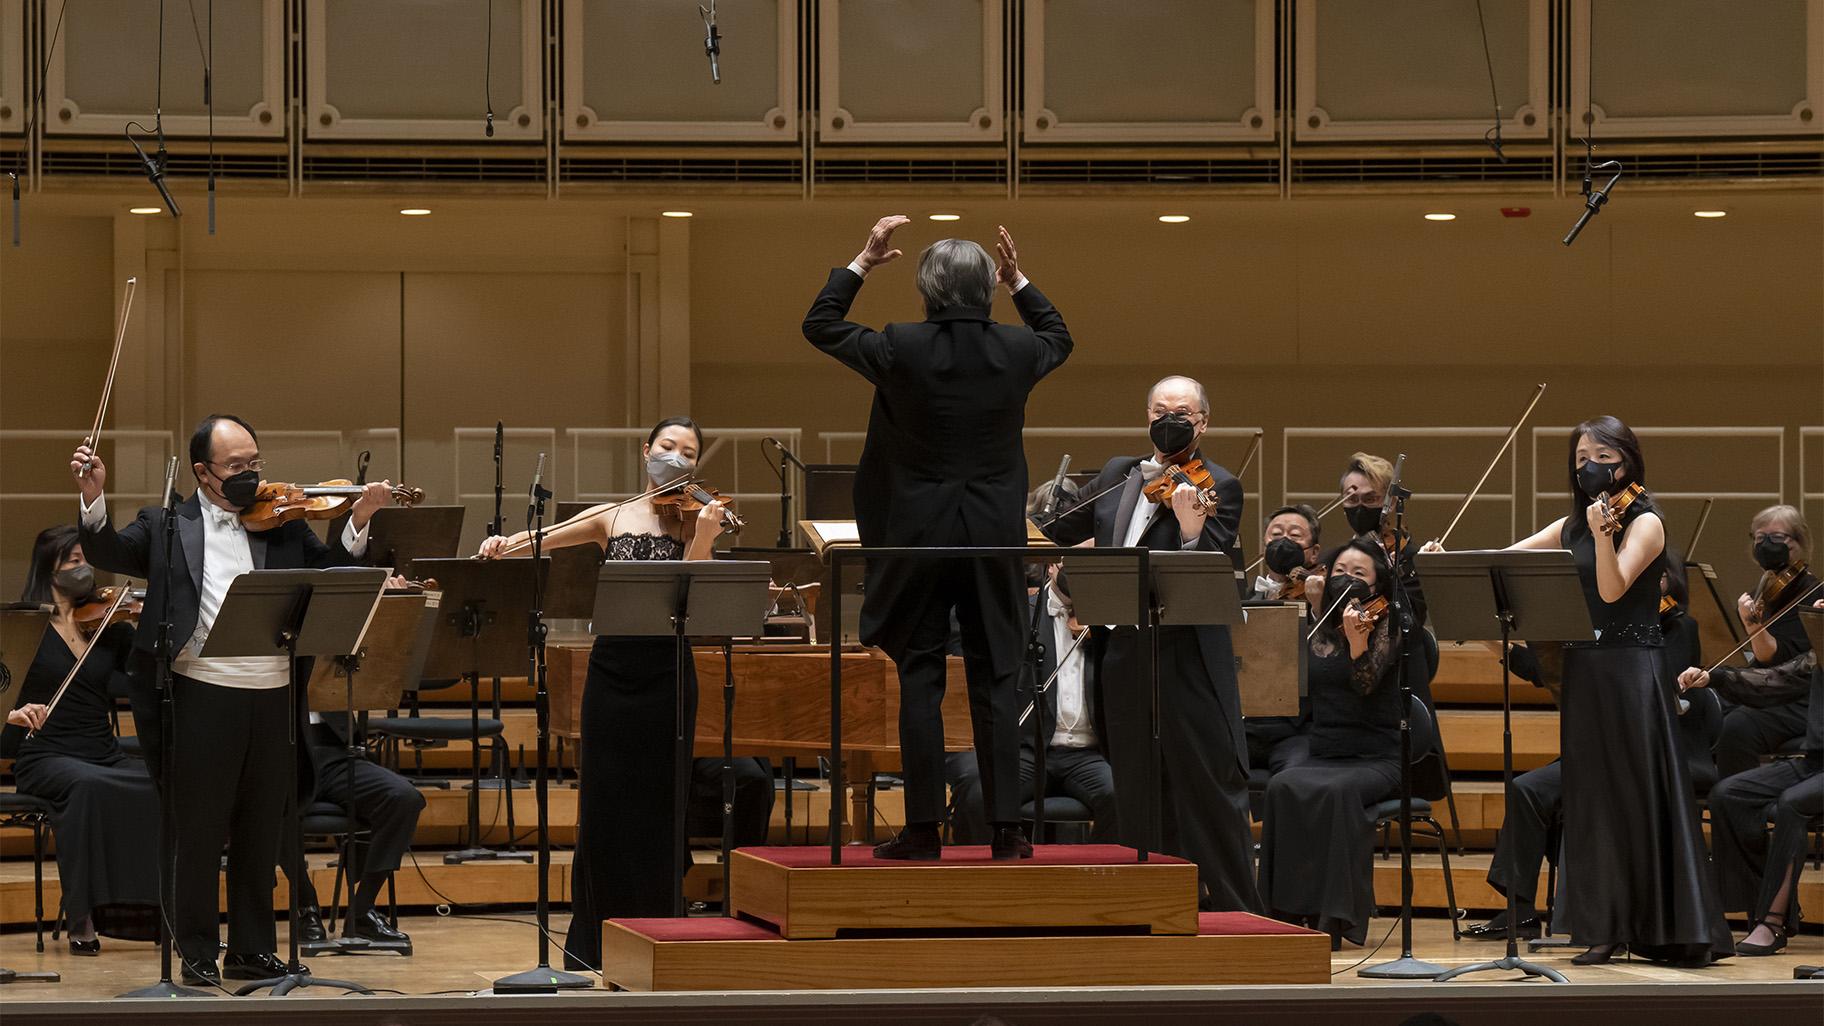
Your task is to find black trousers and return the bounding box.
[1715,701,1811,778]
[1708,756,1823,922]
[1486,759,1563,910]
[170,675,291,967]
[1021,745,1118,843]
[291,723,426,913]
[890,557,1023,826]
[687,756,774,847]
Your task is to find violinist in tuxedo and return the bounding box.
[1023,564,1117,843]
[1042,376,1260,912]
[803,216,1073,860]
[72,414,395,986]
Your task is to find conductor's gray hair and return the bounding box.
[916,239,996,316]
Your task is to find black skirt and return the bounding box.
[1559,644,1733,963]
[1256,756,1401,944]
[12,749,160,939]
[563,635,698,971]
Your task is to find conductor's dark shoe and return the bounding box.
[351,907,411,945]
[180,958,221,987]
[296,905,327,945]
[1462,909,1541,940]
[990,827,1033,860]
[873,826,942,861]
[223,952,299,980]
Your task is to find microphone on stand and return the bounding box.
[526,452,547,531]
[1041,455,1072,519]
[1382,453,1407,523]
[490,421,505,539]
[763,436,807,472]
[763,437,803,549]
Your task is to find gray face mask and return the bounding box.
[646,450,694,486]
[52,565,96,600]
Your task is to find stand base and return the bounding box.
[1,968,62,985]
[1357,954,1450,979]
[300,936,414,958]
[1529,936,1575,951]
[1435,954,1569,983]
[234,973,373,997]
[491,965,596,993]
[470,779,530,791]
[1794,964,1823,980]
[444,847,534,865]
[117,978,207,997]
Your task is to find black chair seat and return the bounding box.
[368,716,504,741]
[0,791,53,817]
[1019,796,1093,823]
[299,800,354,837]
[1369,796,1434,822]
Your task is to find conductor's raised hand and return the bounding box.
[855,215,911,273]
[71,440,106,503]
[994,224,1021,287]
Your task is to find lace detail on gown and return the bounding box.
[605,532,685,562]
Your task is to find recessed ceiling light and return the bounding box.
[660,210,694,218]
[399,208,432,216]
[1423,212,1457,221]
[1693,210,1727,218]
[1157,214,1191,224]
[128,206,162,215]
[927,212,961,222]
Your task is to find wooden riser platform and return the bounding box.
[603,911,1330,990]
[730,844,1199,939]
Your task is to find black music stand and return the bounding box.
[200,567,388,996]
[1420,549,1592,985]
[362,506,465,573]
[407,557,544,865]
[589,561,772,917]
[0,604,60,986]
[300,589,437,957]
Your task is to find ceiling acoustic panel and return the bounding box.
[818,0,1003,142]
[1023,0,1273,143]
[306,0,542,141]
[46,0,284,137]
[1294,0,1548,143]
[1569,0,1821,138]
[563,0,797,142]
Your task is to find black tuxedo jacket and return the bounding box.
[1022,589,1105,755]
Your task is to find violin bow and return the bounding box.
[1241,489,1351,578]
[79,277,138,477]
[1695,578,1824,677]
[26,585,136,739]
[495,477,677,556]
[1233,429,1264,480]
[1433,381,1547,548]
[1683,497,1714,562]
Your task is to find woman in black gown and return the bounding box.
[2,525,160,953]
[1257,538,1404,947]
[1492,416,1732,966]
[478,417,729,971]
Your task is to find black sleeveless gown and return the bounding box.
[563,533,700,971]
[1556,505,1733,964]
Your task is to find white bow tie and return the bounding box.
[205,504,239,528]
[1046,593,1071,620]
[1137,459,1166,482]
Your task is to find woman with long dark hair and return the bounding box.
[2,525,160,953]
[477,416,728,970]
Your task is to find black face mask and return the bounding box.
[1753,537,1791,572]
[1148,414,1196,457]
[1264,537,1308,576]
[1322,574,1371,621]
[52,565,96,600]
[1575,459,1621,499]
[210,467,262,511]
[1344,504,1382,537]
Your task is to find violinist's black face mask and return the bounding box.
[1149,414,1196,457]
[1264,537,1307,576]
[1344,504,1383,537]
[208,466,262,510]
[1575,459,1621,499]
[1753,537,1791,572]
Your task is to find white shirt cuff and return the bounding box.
[845,260,869,278]
[79,493,107,529]
[342,518,370,559]
[1009,273,1030,294]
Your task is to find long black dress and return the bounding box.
[1,622,160,938]
[563,532,700,972]
[1556,506,1734,963]
[1256,614,1402,944]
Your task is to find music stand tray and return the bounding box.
[364,507,465,572]
[1800,607,1824,654]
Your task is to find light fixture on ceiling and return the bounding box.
[1693,209,1727,219]
[661,210,694,218]
[128,206,163,215]
[1423,212,1457,221]
[1157,214,1191,224]
[928,212,961,222]
[399,208,432,216]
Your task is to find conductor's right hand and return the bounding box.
[853,215,911,273]
[476,535,511,560]
[71,440,106,504]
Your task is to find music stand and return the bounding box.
[299,590,437,957]
[200,567,388,996]
[1801,606,1824,652]
[0,604,59,986]
[590,561,772,917]
[362,506,465,573]
[1420,549,1593,985]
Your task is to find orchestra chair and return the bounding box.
[1019,795,1093,844]
[0,788,55,952]
[1372,693,1462,939]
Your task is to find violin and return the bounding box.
[1594,482,1647,536]
[1141,453,1224,514]
[1354,594,1390,627]
[1659,593,1680,617]
[239,479,425,532]
[654,480,746,535]
[72,585,143,633]
[386,576,440,595]
[1750,561,1808,622]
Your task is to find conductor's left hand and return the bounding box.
[854,215,911,273]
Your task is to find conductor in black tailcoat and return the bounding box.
[1043,377,1262,911]
[802,216,1073,860]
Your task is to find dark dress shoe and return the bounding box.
[180,959,221,986]
[351,907,411,944]
[68,937,101,956]
[1570,943,1625,966]
[296,905,328,945]
[223,952,301,980]
[873,826,942,861]
[1736,920,1789,957]
[990,826,1033,860]
[1462,909,1541,941]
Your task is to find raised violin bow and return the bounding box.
[1433,382,1547,548]
[79,276,138,477]
[1233,429,1264,480]
[1696,578,1824,677]
[1683,497,1715,562]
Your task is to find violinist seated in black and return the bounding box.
[1715,505,1817,778]
[1255,540,1404,948]
[1,526,159,956]
[1244,505,1323,776]
[1678,606,1824,959]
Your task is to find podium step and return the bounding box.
[602,911,1330,990]
[729,843,1198,940]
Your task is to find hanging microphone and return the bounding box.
[1041,455,1072,518]
[9,172,18,248]
[1562,158,1623,247]
[699,1,722,84]
[126,127,182,218]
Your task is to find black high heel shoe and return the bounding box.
[68,937,100,957]
[1571,942,1626,965]
[1736,919,1789,957]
